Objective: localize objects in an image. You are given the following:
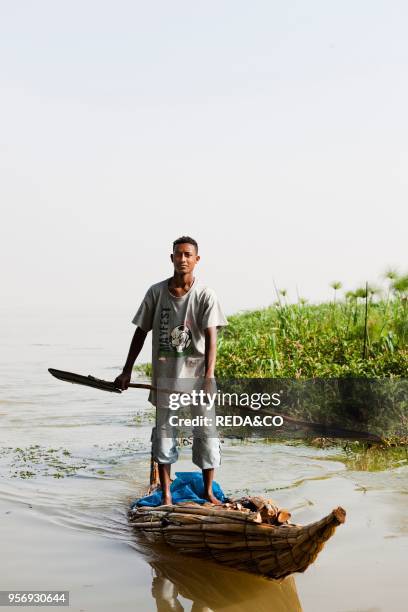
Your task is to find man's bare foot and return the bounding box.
[204,492,222,505]
[161,492,172,505]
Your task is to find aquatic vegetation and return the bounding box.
[314,440,408,472]
[340,445,408,471]
[228,437,408,473]
[7,445,88,479]
[215,293,407,378]
[131,408,155,425]
[134,362,152,377]
[134,273,407,379]
[1,439,150,479]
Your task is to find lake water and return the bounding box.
[1,310,407,611]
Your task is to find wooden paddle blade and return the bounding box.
[48,368,122,393]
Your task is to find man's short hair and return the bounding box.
[173,236,198,253]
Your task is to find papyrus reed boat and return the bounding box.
[128,493,346,580]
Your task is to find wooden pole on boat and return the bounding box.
[149,455,160,489]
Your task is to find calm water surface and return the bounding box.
[1,310,407,611]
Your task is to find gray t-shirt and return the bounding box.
[132,277,228,405]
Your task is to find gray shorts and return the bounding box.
[151,426,221,469]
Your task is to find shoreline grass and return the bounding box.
[215,295,407,378]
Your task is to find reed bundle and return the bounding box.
[128,497,346,579]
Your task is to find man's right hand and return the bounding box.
[114,372,131,390]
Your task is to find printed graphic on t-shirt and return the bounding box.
[158,307,193,356]
[170,325,192,352]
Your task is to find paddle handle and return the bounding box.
[127,382,179,394]
[128,382,155,390]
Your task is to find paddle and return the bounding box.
[48,368,154,394]
[48,367,162,489]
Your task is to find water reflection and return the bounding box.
[140,542,302,612]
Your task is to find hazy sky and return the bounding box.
[1,1,407,317]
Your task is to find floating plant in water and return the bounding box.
[7,445,88,479]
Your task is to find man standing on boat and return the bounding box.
[114,236,228,505]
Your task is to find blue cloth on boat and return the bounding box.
[131,471,226,508]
